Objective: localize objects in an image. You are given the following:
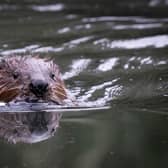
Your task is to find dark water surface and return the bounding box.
[0,1,168,168]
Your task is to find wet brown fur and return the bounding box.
[0,56,68,104]
[0,56,71,143]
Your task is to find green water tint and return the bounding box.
[0,1,168,168]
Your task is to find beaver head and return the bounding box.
[0,56,72,143]
[0,56,68,104]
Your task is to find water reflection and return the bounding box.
[0,112,61,143]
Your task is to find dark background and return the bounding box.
[0,0,168,17]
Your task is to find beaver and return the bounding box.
[0,56,72,143]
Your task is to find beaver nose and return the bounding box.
[30,80,48,96]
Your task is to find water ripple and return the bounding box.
[110,35,168,49]
[82,16,164,23]
[94,35,168,49]
[63,59,91,80]
[113,23,163,30]
[1,45,39,55]
[66,36,93,45]
[30,3,65,12]
[0,4,19,11]
[97,58,119,72]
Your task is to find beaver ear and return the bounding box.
[0,59,5,70]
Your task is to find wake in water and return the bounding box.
[0,16,168,112]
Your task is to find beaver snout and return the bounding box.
[29,80,49,97]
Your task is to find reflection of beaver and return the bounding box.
[0,56,72,143]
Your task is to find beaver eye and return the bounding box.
[50,73,55,80]
[13,72,19,79]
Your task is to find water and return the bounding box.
[0,1,168,168]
